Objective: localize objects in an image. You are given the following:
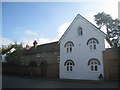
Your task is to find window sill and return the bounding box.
[77,35,83,37]
[65,71,74,73]
[66,52,73,54]
[88,49,98,52]
[89,71,99,73]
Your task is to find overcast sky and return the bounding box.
[1,0,119,47]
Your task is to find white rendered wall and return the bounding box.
[60,15,108,80]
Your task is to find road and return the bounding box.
[2,75,119,88]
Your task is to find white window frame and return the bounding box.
[89,60,99,72]
[66,43,73,53]
[88,40,97,50]
[65,61,74,72]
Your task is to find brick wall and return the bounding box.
[103,47,119,80]
[23,51,59,66]
[46,64,59,78]
[2,63,59,78]
[2,66,41,76]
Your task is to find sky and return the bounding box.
[1,0,119,47]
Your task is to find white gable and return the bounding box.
[59,14,108,44]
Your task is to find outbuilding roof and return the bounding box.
[23,41,60,55]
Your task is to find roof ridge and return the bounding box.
[38,41,59,46]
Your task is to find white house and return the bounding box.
[58,14,111,80]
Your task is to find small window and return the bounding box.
[36,53,46,58]
[41,53,46,57]
[36,53,41,57]
[77,26,83,36]
[57,56,60,63]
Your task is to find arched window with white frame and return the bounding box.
[87,38,99,50]
[64,41,74,52]
[88,58,100,72]
[64,60,75,71]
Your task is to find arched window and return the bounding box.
[64,60,75,71]
[87,38,99,50]
[88,58,100,72]
[64,41,74,52]
[77,26,83,36]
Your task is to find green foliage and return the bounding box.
[1,44,13,55]
[1,42,23,55]
[6,49,23,65]
[94,12,120,47]
[3,42,23,66]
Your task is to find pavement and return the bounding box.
[2,75,119,88]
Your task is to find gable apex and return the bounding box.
[58,14,110,45]
[58,14,81,44]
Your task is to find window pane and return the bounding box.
[70,66,72,71]
[90,61,93,64]
[95,66,98,71]
[93,44,96,49]
[91,66,94,71]
[67,62,69,65]
[93,40,96,43]
[89,40,92,44]
[70,47,72,52]
[78,30,83,35]
[67,66,69,71]
[81,30,83,35]
[90,45,92,50]
[67,48,69,52]
[94,61,97,64]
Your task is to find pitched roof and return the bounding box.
[23,41,60,55]
[58,14,112,46]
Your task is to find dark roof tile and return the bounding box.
[23,41,59,55]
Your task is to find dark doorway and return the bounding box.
[40,60,48,78]
[29,61,37,67]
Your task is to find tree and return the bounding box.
[4,42,23,65]
[94,12,120,47]
[1,42,23,55]
[1,44,13,55]
[6,49,23,65]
